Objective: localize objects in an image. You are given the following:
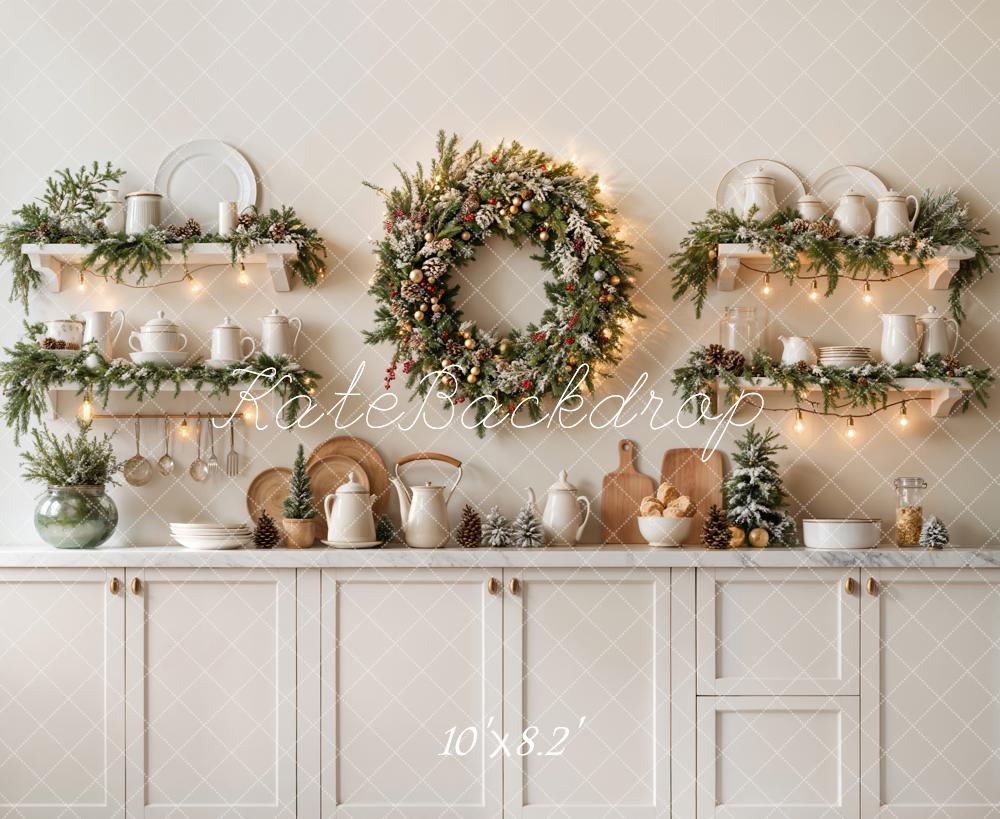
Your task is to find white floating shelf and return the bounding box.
[727,377,970,418]
[716,243,973,292]
[47,381,216,418]
[21,242,298,293]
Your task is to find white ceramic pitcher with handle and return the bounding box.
[390,452,463,549]
[880,313,919,365]
[533,469,591,547]
[260,308,302,357]
[779,335,818,366]
[874,190,919,237]
[82,309,125,368]
[916,305,958,358]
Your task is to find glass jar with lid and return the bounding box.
[893,477,927,546]
[719,306,761,358]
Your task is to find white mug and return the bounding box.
[212,318,256,362]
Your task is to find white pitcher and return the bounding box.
[743,167,778,221]
[874,190,919,237]
[833,189,873,237]
[260,308,302,357]
[82,309,125,367]
[916,306,958,358]
[779,335,818,366]
[880,314,919,365]
[533,470,591,547]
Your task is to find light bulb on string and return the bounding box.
[77,391,93,422]
[846,416,856,439]
[862,281,873,304]
[78,271,85,292]
[793,408,804,434]
[897,401,908,428]
[809,279,819,300]
[237,262,249,287]
[761,272,771,295]
[178,416,190,439]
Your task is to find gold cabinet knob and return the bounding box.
[844,576,858,595]
[866,577,878,596]
[487,577,500,595]
[509,577,521,595]
[109,577,121,596]
[130,577,142,596]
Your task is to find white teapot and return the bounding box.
[916,305,958,358]
[260,308,302,358]
[874,190,919,237]
[390,453,463,549]
[779,335,818,367]
[833,189,873,237]
[742,167,778,221]
[323,472,377,545]
[211,316,256,363]
[532,469,591,547]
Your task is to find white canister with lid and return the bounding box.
[796,194,826,221]
[124,191,162,235]
[742,168,779,221]
[211,316,256,363]
[260,308,302,357]
[128,311,188,353]
[833,189,873,237]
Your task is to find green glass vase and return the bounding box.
[34,485,118,549]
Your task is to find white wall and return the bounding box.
[1,0,998,546]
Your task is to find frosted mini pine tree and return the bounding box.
[481,506,513,547]
[722,425,797,546]
[283,444,316,520]
[512,502,544,548]
[919,516,949,549]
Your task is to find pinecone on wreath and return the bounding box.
[795,360,811,374]
[943,354,961,375]
[512,502,544,548]
[702,505,731,550]
[460,187,480,216]
[400,280,422,302]
[456,504,482,548]
[721,349,745,373]
[253,511,282,549]
[704,343,726,368]
[269,221,289,242]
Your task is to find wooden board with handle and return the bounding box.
[660,447,725,544]
[601,439,655,544]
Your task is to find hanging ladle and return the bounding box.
[123,419,154,487]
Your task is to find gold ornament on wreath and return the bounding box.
[364,132,641,433]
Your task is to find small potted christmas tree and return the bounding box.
[282,444,316,548]
[722,425,797,547]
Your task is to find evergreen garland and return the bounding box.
[282,444,316,520]
[363,131,641,435]
[669,190,996,322]
[481,505,514,547]
[722,425,797,547]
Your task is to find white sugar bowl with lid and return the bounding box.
[211,316,256,363]
[323,472,377,546]
[128,311,188,353]
[260,308,302,357]
[833,188,873,237]
[742,167,779,221]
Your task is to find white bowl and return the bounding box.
[802,518,881,550]
[130,350,189,367]
[637,515,693,548]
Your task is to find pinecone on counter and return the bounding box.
[704,343,726,368]
[702,505,731,550]
[456,504,481,548]
[721,349,745,373]
[253,511,281,549]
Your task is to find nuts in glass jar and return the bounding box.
[896,505,923,546]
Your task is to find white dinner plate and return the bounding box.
[154,140,258,230]
[130,351,190,367]
[716,159,806,215]
[811,165,888,218]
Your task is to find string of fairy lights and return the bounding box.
[74,261,257,293]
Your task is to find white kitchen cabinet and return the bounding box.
[319,568,503,819]
[860,568,1000,819]
[697,568,861,696]
[124,568,296,819]
[697,695,860,819]
[0,568,125,819]
[503,568,670,818]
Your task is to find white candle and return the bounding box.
[218,201,238,236]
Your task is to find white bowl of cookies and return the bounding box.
[637,482,696,547]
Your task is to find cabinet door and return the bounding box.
[124,568,296,819]
[503,568,670,819]
[697,696,860,819]
[320,568,503,819]
[0,568,125,819]
[861,568,1000,819]
[697,568,860,695]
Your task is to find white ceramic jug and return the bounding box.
[916,306,958,358]
[743,167,778,221]
[779,335,818,366]
[390,453,463,549]
[323,472,377,545]
[833,189,873,237]
[260,308,303,357]
[82,309,125,367]
[211,317,256,363]
[874,190,919,237]
[533,470,591,547]
[880,313,919,365]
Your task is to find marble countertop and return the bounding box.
[0,544,997,569]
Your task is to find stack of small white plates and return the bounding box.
[818,346,870,367]
[170,522,253,550]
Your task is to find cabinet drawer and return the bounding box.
[697,568,860,695]
[697,696,860,819]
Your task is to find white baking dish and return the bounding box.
[802,518,881,550]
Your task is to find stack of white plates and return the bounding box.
[170,522,253,550]
[818,346,870,367]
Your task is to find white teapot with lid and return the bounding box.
[833,188,873,237]
[323,472,377,545]
[390,453,463,549]
[530,469,591,547]
[916,305,958,358]
[260,308,302,357]
[211,316,255,363]
[743,167,779,221]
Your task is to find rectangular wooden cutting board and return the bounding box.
[660,447,725,544]
[601,439,655,544]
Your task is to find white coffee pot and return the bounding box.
[779,335,818,367]
[390,453,463,549]
[323,472,377,545]
[260,308,302,357]
[82,309,125,367]
[129,311,188,353]
[211,316,256,363]
[880,313,919,365]
[743,167,778,221]
[833,189,873,237]
[874,190,919,237]
[530,469,591,547]
[916,305,958,358]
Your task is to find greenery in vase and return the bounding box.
[722,425,797,547]
[669,190,996,322]
[671,346,994,419]
[283,444,316,519]
[20,421,121,487]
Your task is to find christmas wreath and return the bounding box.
[364,132,641,430]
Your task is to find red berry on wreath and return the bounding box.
[564,337,575,345]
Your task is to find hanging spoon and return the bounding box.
[157,418,175,476]
[123,418,154,486]
[189,419,209,482]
